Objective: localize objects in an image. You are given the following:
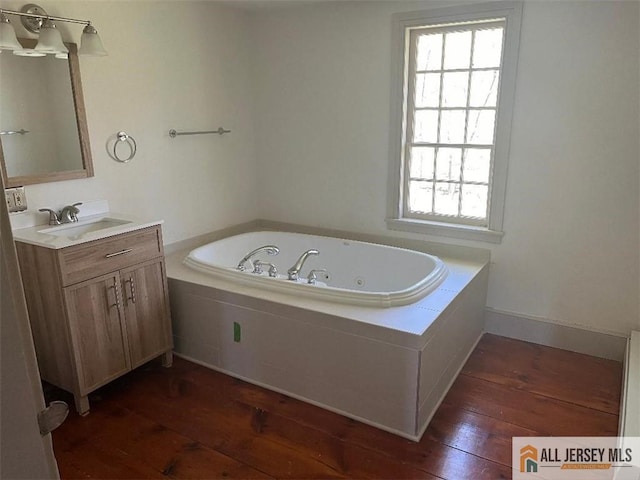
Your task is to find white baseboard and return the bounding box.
[484,308,628,361]
[620,331,640,436]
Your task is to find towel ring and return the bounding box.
[113,131,137,163]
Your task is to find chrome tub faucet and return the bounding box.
[287,249,319,281]
[237,245,279,271]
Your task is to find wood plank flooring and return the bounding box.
[49,334,623,479]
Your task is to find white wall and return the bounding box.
[250,1,640,335]
[489,1,639,336]
[5,0,258,245]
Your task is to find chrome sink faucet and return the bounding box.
[237,245,279,271]
[287,249,319,281]
[39,202,82,225]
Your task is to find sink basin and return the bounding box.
[39,218,132,238]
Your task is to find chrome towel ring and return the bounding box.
[112,131,137,163]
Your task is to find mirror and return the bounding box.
[0,39,94,187]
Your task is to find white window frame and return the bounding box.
[387,2,522,244]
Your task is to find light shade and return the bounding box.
[79,24,107,56]
[34,19,68,54]
[0,14,22,51]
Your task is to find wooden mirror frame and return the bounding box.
[0,40,94,188]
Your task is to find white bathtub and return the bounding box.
[183,231,448,307]
[167,227,489,440]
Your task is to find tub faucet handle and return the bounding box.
[307,269,327,285]
[253,260,278,278]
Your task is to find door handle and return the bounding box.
[124,276,136,304]
[107,279,121,308]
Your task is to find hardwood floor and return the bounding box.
[49,334,623,479]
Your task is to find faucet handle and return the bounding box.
[60,203,82,223]
[307,269,328,285]
[39,208,61,226]
[69,202,82,222]
[253,261,278,277]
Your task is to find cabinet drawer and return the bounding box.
[59,226,163,286]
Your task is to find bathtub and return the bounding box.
[183,231,448,307]
[167,227,489,440]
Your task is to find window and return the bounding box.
[387,3,522,243]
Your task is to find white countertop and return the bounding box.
[12,212,163,249]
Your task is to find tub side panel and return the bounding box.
[168,280,222,367]
[219,302,420,435]
[169,278,421,436]
[416,265,489,433]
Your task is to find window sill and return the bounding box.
[385,218,504,244]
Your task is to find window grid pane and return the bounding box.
[405,20,504,223]
[416,33,443,71]
[415,73,441,108]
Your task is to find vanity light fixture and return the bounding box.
[79,24,106,56]
[0,4,106,56]
[0,14,22,51]
[33,18,68,55]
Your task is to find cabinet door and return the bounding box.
[64,272,131,394]
[121,259,173,368]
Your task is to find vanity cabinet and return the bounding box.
[16,225,173,415]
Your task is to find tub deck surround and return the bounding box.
[166,229,488,440]
[167,247,484,343]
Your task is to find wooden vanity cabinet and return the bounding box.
[16,225,173,415]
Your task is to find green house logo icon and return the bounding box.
[520,445,538,473]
